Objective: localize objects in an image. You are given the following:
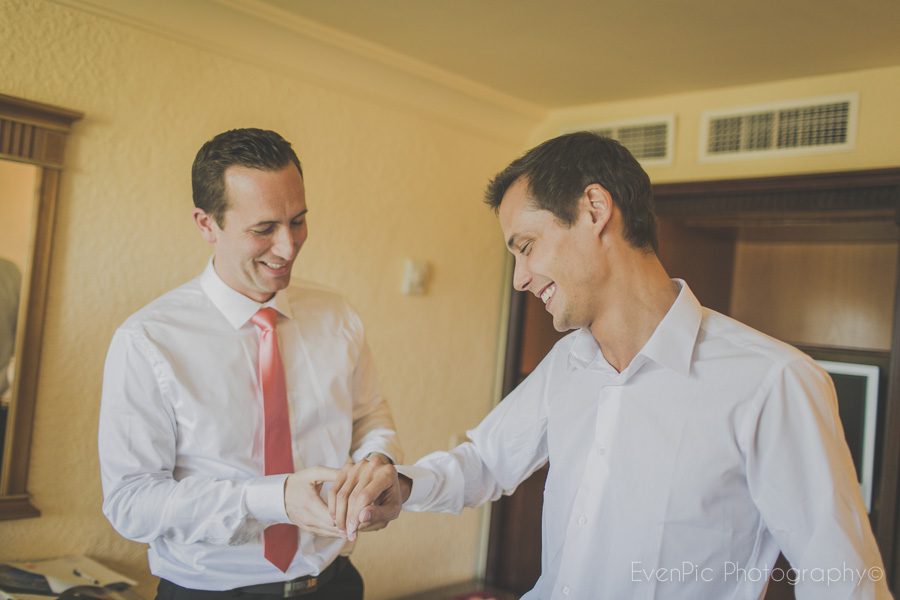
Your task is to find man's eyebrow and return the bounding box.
[506,234,521,251]
[248,209,308,228]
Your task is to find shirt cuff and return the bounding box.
[244,474,290,524]
[396,465,436,509]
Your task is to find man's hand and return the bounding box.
[328,456,409,541]
[284,466,343,537]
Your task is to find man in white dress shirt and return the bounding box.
[334,132,892,599]
[99,128,401,599]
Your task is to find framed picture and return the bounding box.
[795,344,890,512]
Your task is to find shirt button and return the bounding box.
[597,446,607,455]
[577,515,587,526]
[562,585,571,595]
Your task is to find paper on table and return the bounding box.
[6,557,136,595]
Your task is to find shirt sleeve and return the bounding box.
[399,347,553,514]
[346,311,403,464]
[743,357,891,599]
[98,327,288,546]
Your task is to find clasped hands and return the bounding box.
[283,455,409,541]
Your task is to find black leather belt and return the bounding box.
[234,557,345,597]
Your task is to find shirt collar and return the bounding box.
[635,279,701,376]
[567,279,702,376]
[200,259,293,329]
[568,328,602,370]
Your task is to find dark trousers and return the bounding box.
[155,558,363,600]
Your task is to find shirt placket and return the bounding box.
[553,375,625,599]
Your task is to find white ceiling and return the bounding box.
[256,0,900,108]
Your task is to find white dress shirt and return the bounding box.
[401,281,890,599]
[99,262,401,590]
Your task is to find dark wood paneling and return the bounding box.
[485,465,548,595]
[500,288,526,400]
[0,93,84,132]
[0,495,40,520]
[657,218,735,315]
[653,168,900,198]
[486,285,554,594]
[880,245,900,588]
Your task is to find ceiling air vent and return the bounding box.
[564,115,674,166]
[700,93,857,161]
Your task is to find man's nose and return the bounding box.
[271,226,296,259]
[512,257,531,292]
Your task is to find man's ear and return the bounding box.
[192,208,219,244]
[584,184,613,234]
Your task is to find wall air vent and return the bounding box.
[564,115,675,166]
[700,93,858,161]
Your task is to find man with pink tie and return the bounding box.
[99,128,401,599]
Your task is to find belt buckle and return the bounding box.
[283,576,317,597]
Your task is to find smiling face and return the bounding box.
[499,177,610,333]
[193,163,308,302]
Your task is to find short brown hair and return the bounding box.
[485,132,658,252]
[192,128,303,227]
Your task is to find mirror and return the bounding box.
[1,160,39,468]
[0,94,82,520]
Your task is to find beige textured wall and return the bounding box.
[0,160,38,274]
[537,65,900,183]
[0,0,526,597]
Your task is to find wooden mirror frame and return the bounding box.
[0,94,82,520]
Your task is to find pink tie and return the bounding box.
[251,307,298,572]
